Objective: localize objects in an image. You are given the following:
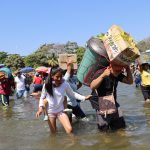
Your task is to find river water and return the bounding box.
[0,83,150,150]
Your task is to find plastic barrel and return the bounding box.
[87,37,108,57]
[77,47,109,86]
[77,37,110,86]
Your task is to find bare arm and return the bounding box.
[90,67,111,90]
[65,82,91,101]
[63,63,72,81]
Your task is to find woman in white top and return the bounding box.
[36,67,91,134]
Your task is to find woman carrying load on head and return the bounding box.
[90,64,133,131]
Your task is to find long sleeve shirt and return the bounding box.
[64,72,80,107]
[39,80,85,113]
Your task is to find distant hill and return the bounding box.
[137,37,150,52]
[36,37,150,55]
[36,41,79,57]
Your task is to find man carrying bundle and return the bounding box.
[90,64,133,131]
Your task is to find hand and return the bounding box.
[36,107,43,118]
[67,63,72,70]
[85,95,92,100]
[102,67,111,78]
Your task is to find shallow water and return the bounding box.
[0,83,150,150]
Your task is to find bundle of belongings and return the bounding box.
[76,24,141,110]
[58,54,78,70]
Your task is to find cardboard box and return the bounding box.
[103,25,140,66]
[58,54,78,70]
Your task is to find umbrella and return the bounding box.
[35,66,48,73]
[0,64,5,68]
[20,67,34,73]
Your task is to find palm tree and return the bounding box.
[47,53,58,67]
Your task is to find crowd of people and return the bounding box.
[0,62,150,135]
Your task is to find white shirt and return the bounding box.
[15,75,26,91]
[39,81,85,113]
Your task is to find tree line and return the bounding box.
[0,41,85,71]
[0,38,150,71]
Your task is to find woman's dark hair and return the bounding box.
[45,66,63,96]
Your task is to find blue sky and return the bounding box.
[0,0,150,56]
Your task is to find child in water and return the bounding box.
[36,66,91,134]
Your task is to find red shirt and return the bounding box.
[33,76,43,84]
[0,78,15,95]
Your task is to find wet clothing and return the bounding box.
[0,79,14,95]
[24,74,32,92]
[33,76,43,92]
[96,110,125,131]
[48,111,65,118]
[67,104,86,119]
[64,73,79,107]
[141,71,150,86]
[64,72,86,118]
[15,75,26,91]
[141,85,150,100]
[33,84,43,92]
[141,71,150,100]
[96,73,126,131]
[0,77,15,106]
[133,69,141,87]
[96,73,125,107]
[15,75,26,98]
[39,81,85,114]
[33,76,43,85]
[0,95,9,106]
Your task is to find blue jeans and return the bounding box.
[16,90,27,99]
